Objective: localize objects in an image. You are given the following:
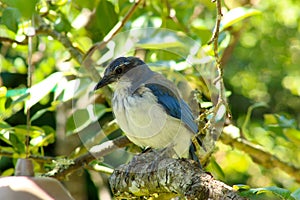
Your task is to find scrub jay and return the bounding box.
[94,56,199,160]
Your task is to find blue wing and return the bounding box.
[144,83,198,134]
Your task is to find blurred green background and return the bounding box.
[0,0,300,199]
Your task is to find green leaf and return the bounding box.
[30,108,49,122]
[0,128,13,145]
[233,184,251,191]
[0,146,15,153]
[0,25,17,41]
[4,97,12,109]
[240,186,295,200]
[1,168,15,176]
[9,132,26,154]
[86,0,118,42]
[54,13,72,33]
[55,78,91,102]
[51,0,68,6]
[30,125,55,147]
[12,93,30,105]
[209,157,225,179]
[14,125,44,138]
[221,7,261,31]
[30,105,56,122]
[3,0,38,19]
[191,19,211,43]
[66,104,107,135]
[25,72,63,110]
[0,121,11,129]
[136,32,185,49]
[1,7,21,32]
[283,128,300,146]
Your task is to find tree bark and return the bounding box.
[109,149,247,200]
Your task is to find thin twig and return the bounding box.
[84,0,142,59]
[210,0,222,73]
[207,0,222,45]
[0,150,55,163]
[0,37,28,45]
[208,0,232,120]
[83,0,143,103]
[82,0,143,82]
[26,34,33,158]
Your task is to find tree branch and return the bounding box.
[0,150,55,163]
[110,149,247,199]
[44,136,131,179]
[221,126,300,183]
[0,36,28,45]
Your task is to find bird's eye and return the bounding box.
[115,67,123,75]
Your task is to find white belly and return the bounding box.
[112,88,193,158]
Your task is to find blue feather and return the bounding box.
[145,83,198,134]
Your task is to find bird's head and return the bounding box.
[94,56,146,90]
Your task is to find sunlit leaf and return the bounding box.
[264,114,278,125]
[29,125,55,146]
[0,129,13,145]
[1,168,14,176]
[64,79,89,102]
[14,125,44,137]
[0,87,7,98]
[221,7,261,31]
[0,146,15,153]
[30,133,54,146]
[25,72,63,110]
[30,108,49,122]
[283,128,300,145]
[51,0,68,6]
[0,25,17,40]
[233,184,251,191]
[240,186,295,200]
[282,76,300,96]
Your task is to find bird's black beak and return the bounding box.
[94,75,114,91]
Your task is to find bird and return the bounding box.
[94,56,200,161]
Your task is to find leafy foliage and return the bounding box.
[0,0,299,199]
